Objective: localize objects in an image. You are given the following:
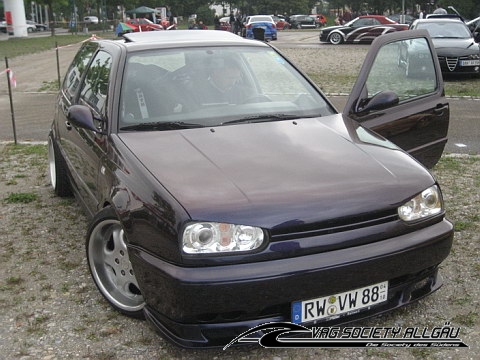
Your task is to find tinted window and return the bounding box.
[79,51,112,117]
[62,43,97,102]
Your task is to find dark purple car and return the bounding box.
[48,30,452,348]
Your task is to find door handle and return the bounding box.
[433,104,448,116]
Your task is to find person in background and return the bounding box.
[433,4,447,14]
[419,9,426,19]
[229,12,235,32]
[169,13,176,29]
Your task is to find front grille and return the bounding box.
[438,55,478,72]
[271,210,398,241]
[438,56,459,71]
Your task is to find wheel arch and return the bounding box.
[328,30,345,43]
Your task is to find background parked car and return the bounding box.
[27,20,48,31]
[126,18,164,32]
[219,16,231,31]
[319,15,408,45]
[388,13,416,25]
[1,20,36,33]
[84,16,99,24]
[244,15,277,40]
[289,15,316,29]
[272,15,290,30]
[311,14,327,27]
[408,18,480,76]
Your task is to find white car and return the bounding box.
[1,20,36,33]
[84,16,99,24]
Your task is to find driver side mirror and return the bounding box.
[67,105,106,135]
[356,90,399,114]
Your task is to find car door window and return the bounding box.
[63,43,97,102]
[79,51,112,119]
[365,38,436,102]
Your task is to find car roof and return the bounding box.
[120,30,267,50]
[248,15,273,20]
[358,15,388,19]
[412,18,466,24]
[425,14,463,21]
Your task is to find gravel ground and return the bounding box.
[0,145,478,360]
[0,37,479,359]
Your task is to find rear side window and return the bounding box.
[62,43,97,102]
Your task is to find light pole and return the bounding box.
[401,0,405,24]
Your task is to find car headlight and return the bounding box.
[182,222,265,254]
[398,185,443,222]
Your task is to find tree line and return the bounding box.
[7,1,480,24]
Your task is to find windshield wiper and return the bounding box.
[222,114,304,125]
[120,121,203,131]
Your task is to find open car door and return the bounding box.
[344,29,449,168]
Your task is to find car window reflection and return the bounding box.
[119,47,334,130]
[366,38,437,103]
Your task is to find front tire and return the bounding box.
[329,32,343,45]
[86,207,145,318]
[48,135,72,197]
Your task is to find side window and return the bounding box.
[365,38,437,103]
[79,51,112,117]
[62,43,96,102]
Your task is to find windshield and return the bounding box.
[119,46,334,131]
[416,21,472,38]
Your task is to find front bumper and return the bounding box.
[130,218,453,348]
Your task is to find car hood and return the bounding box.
[322,25,347,32]
[432,38,480,56]
[118,116,434,228]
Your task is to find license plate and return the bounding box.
[460,60,480,66]
[292,281,388,324]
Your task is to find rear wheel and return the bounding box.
[86,207,145,318]
[329,32,343,45]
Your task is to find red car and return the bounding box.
[311,14,327,27]
[126,18,164,32]
[218,16,231,31]
[319,15,408,45]
[272,15,290,30]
